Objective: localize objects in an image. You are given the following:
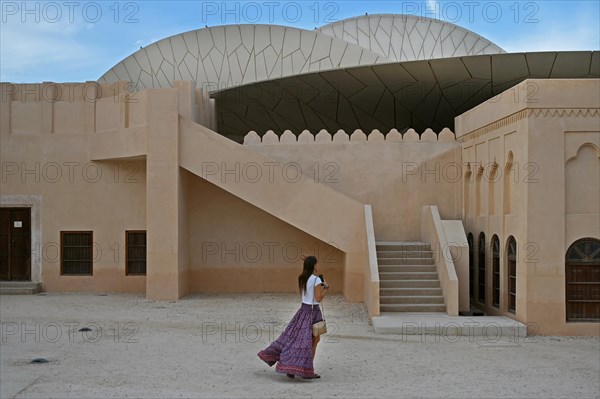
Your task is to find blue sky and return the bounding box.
[1,0,599,82]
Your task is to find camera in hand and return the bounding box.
[319,274,329,289]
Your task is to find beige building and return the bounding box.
[1,15,598,336]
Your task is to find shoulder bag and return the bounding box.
[311,277,327,336]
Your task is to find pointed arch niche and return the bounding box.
[476,164,484,217]
[504,151,514,215]
[464,163,472,218]
[488,162,499,215]
[565,143,600,215]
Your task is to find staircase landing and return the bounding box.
[373,313,527,337]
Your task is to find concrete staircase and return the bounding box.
[377,242,446,313]
[0,281,42,295]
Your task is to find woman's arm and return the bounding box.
[314,283,329,302]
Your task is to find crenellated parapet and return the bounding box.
[243,128,455,145]
[0,81,146,136]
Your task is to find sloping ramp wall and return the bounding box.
[179,118,368,302]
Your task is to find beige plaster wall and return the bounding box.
[247,140,462,241]
[178,117,368,301]
[184,170,344,293]
[1,81,361,301]
[457,79,600,336]
[1,82,147,293]
[526,110,599,336]
[3,79,598,336]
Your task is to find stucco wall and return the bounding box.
[247,140,462,241]
[1,82,147,293]
[457,79,600,336]
[184,171,344,293]
[2,79,598,336]
[0,143,147,293]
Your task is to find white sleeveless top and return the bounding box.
[302,274,323,305]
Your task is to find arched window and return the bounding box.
[478,233,486,304]
[507,237,517,313]
[566,238,600,322]
[468,233,474,302]
[492,235,500,308]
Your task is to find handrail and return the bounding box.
[364,205,380,317]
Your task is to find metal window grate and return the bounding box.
[492,235,500,308]
[126,231,146,275]
[61,232,93,275]
[508,237,517,313]
[478,233,486,304]
[566,238,600,322]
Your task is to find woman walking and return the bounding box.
[257,255,329,379]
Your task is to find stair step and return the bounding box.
[379,272,439,280]
[380,287,443,296]
[380,279,441,288]
[378,265,436,273]
[380,303,447,312]
[0,282,42,295]
[378,258,434,265]
[376,242,431,251]
[380,295,445,304]
[376,251,433,258]
[372,317,527,336]
[376,243,441,306]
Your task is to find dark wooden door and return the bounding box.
[0,208,31,281]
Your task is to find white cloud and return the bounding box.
[426,0,439,11]
[0,20,100,82]
[1,1,597,83]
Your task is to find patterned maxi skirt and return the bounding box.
[257,303,323,378]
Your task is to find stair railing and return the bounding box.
[364,204,380,317]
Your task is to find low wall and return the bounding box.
[364,205,380,317]
[421,205,468,316]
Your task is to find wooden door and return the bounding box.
[0,208,31,281]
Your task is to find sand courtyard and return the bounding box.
[0,293,598,398]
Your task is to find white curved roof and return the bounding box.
[317,14,505,61]
[98,14,505,91]
[98,24,386,90]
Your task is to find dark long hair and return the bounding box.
[298,256,317,294]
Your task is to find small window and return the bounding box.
[492,235,500,308]
[507,237,517,313]
[126,231,146,275]
[61,231,93,275]
[478,233,486,304]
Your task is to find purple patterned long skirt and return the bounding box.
[257,303,323,378]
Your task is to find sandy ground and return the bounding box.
[0,293,599,399]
